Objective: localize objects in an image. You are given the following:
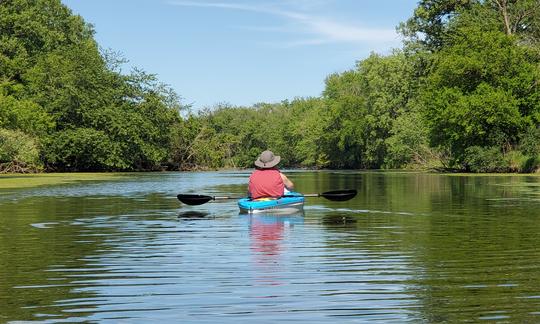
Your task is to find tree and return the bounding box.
[1,0,186,171]
[0,0,93,93]
[288,98,330,167]
[320,52,421,169]
[421,22,540,164]
[399,0,475,50]
[0,93,54,135]
[489,0,540,40]
[400,0,540,49]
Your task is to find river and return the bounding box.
[1,170,540,322]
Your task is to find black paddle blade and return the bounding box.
[320,189,357,201]
[177,194,214,206]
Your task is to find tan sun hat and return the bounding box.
[254,150,281,168]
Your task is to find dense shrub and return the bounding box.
[42,128,116,171]
[463,146,508,173]
[521,156,540,173]
[0,128,42,172]
[520,127,540,157]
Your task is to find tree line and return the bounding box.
[1,0,540,173]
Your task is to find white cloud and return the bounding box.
[168,1,399,46]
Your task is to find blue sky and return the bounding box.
[61,0,419,110]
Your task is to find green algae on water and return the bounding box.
[0,173,124,189]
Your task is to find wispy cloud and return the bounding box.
[168,1,399,46]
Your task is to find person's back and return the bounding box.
[248,150,294,199]
[249,168,284,199]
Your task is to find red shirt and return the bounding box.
[248,169,285,199]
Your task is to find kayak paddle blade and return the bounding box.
[177,194,214,205]
[320,189,357,201]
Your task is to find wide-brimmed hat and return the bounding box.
[254,150,281,168]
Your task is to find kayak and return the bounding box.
[238,192,305,214]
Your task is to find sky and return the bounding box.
[61,0,419,110]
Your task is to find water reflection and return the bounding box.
[246,212,304,288]
[248,212,304,256]
[177,210,211,219]
[4,172,540,322]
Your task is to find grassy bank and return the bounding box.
[0,173,124,189]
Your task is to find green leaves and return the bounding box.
[0,0,185,171]
[399,0,475,50]
[0,0,92,82]
[421,20,539,166]
[318,52,423,169]
[0,128,42,171]
[0,93,54,135]
[2,0,540,173]
[42,128,125,171]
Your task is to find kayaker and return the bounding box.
[248,150,294,199]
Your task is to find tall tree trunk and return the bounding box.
[493,0,513,35]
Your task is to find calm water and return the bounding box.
[1,171,540,323]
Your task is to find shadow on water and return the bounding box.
[177,210,211,220]
[321,213,358,226]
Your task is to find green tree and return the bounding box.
[0,93,54,135]
[320,52,421,169]
[399,0,474,50]
[1,0,186,171]
[288,98,330,167]
[421,21,540,164]
[0,0,93,94]
[42,128,114,171]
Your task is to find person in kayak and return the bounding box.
[248,150,294,199]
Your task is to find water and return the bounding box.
[1,171,540,323]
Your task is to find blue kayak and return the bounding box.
[238,192,305,214]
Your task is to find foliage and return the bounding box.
[42,128,114,171]
[398,0,475,50]
[0,0,185,171]
[320,51,423,169]
[0,0,93,94]
[520,154,540,173]
[288,98,330,167]
[2,0,540,173]
[0,128,42,172]
[462,146,507,172]
[520,126,540,156]
[463,146,540,173]
[0,93,54,135]
[419,7,540,166]
[385,110,433,168]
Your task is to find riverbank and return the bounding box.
[0,173,124,189]
[3,170,540,190]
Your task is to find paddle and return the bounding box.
[177,189,357,206]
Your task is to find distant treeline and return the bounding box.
[1,0,540,173]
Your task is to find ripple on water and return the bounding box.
[4,172,540,323]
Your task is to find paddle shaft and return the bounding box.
[177,189,357,206]
[212,193,325,199]
[213,196,242,200]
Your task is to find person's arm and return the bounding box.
[247,175,253,197]
[280,173,294,190]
